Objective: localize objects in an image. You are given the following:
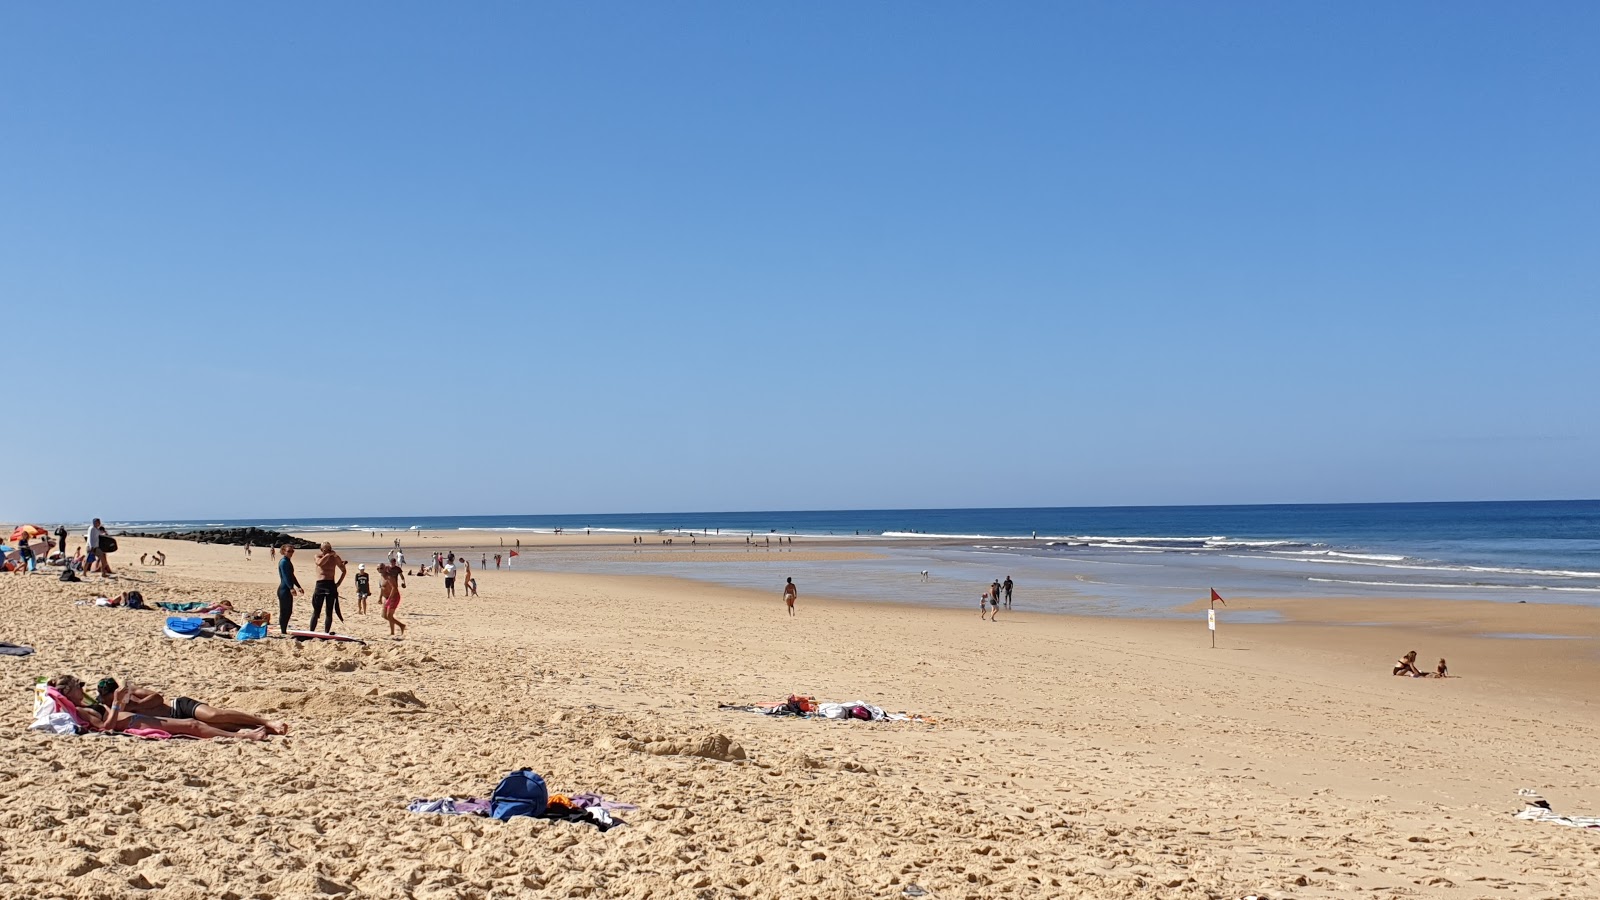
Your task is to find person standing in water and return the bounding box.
[309,542,347,633]
[1003,575,1014,609]
[782,577,797,616]
[277,545,303,635]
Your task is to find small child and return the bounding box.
[1434,658,1448,678]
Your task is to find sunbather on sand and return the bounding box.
[1392,650,1426,677]
[47,675,272,740]
[91,677,287,735]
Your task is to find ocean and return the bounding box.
[114,501,1600,616]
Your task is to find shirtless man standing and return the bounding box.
[309,542,347,633]
[377,557,407,637]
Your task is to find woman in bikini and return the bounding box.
[92,677,287,735]
[46,675,272,741]
[1392,650,1426,677]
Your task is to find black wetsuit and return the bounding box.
[277,557,301,634]
[310,580,338,633]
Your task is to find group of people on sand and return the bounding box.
[1393,650,1449,678]
[277,542,408,639]
[44,674,286,741]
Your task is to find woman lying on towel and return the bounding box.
[46,675,279,740]
[93,677,287,735]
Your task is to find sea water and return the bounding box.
[115,501,1600,616]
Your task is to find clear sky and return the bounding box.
[4,3,1597,521]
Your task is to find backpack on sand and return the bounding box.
[489,769,548,821]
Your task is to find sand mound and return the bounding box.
[597,731,746,761]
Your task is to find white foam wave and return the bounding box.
[882,531,1014,540]
[1305,577,1600,594]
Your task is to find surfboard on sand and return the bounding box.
[288,630,366,644]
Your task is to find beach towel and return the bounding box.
[31,685,85,735]
[157,601,214,613]
[408,794,625,831]
[1516,790,1600,830]
[720,699,925,723]
[0,642,34,657]
[408,797,492,816]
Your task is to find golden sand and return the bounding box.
[2,529,1597,899]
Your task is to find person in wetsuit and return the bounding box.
[310,542,347,633]
[277,545,303,634]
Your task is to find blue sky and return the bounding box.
[3,3,1596,521]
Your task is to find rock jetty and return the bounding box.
[117,527,319,550]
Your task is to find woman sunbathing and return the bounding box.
[1392,650,1426,677]
[46,675,275,740]
[93,677,287,735]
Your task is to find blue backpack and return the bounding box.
[489,769,548,821]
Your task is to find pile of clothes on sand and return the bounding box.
[409,768,635,832]
[719,694,935,723]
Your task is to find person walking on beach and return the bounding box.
[377,558,407,637]
[782,577,797,616]
[277,545,303,635]
[1003,576,1014,609]
[354,564,372,614]
[461,559,473,598]
[309,542,347,633]
[443,561,457,597]
[86,518,114,576]
[991,579,1003,609]
[54,525,67,558]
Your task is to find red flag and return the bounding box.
[509,550,520,557]
[1210,588,1226,606]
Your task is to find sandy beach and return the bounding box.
[2,528,1598,899]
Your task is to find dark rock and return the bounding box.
[115,527,318,550]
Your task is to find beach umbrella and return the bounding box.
[9,525,47,542]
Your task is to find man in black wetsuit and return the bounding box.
[310,542,347,633]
